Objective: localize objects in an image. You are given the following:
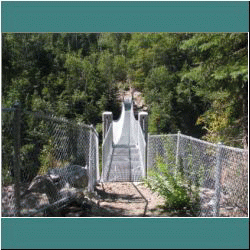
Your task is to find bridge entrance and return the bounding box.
[101,97,148,182]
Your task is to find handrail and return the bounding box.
[113,102,125,144]
[130,99,139,146]
[138,124,146,177]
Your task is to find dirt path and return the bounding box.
[83,182,170,217]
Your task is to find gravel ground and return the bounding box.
[2,182,247,217]
[62,182,248,217]
[93,182,168,217]
[1,182,168,217]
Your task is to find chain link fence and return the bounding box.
[147,133,248,217]
[1,104,99,217]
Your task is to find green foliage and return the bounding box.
[2,168,13,186]
[196,90,243,146]
[2,33,122,129]
[19,143,39,179]
[38,139,55,174]
[144,137,201,214]
[113,55,127,82]
[180,33,248,148]
[126,32,248,146]
[126,34,207,137]
[144,156,194,211]
[97,50,114,83]
[38,139,70,175]
[95,123,102,136]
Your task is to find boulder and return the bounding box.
[27,175,60,203]
[48,165,89,189]
[20,165,89,210]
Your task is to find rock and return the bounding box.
[81,201,92,211]
[27,175,60,204]
[12,165,90,216]
[48,165,88,189]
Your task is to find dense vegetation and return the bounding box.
[2,33,248,149]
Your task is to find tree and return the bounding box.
[181,33,248,148]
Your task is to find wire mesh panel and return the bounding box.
[147,133,248,217]
[177,134,218,217]
[147,134,178,172]
[219,145,248,217]
[1,107,99,217]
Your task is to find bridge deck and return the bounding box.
[104,145,143,182]
[102,99,144,182]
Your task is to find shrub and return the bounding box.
[144,156,192,211]
[144,136,201,215]
[38,139,69,175]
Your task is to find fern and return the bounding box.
[144,155,200,214]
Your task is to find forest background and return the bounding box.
[2,33,248,149]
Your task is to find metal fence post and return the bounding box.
[138,112,148,143]
[88,126,94,192]
[102,112,113,141]
[96,133,100,182]
[147,133,151,172]
[176,130,181,167]
[139,112,148,177]
[213,142,223,217]
[13,102,21,216]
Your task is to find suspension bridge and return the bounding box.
[101,97,148,183]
